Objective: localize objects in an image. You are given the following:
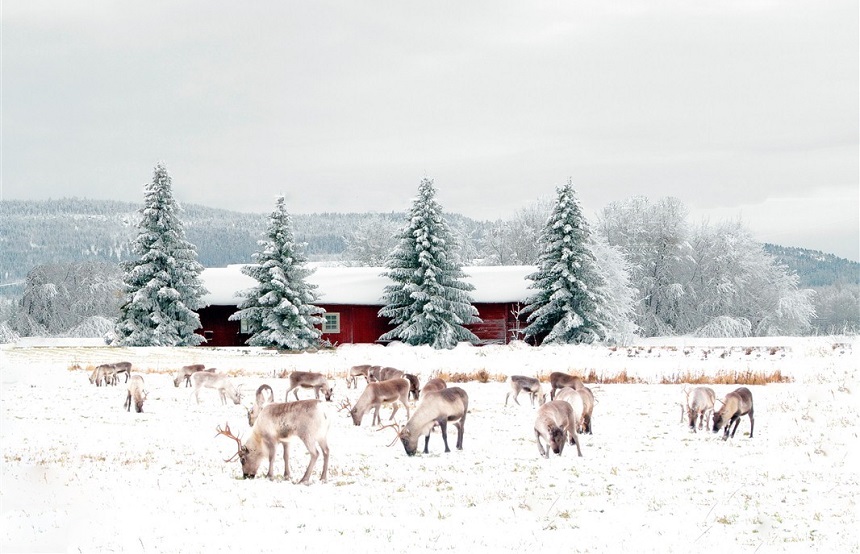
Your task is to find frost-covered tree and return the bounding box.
[479,198,552,265]
[342,215,401,267]
[379,178,481,349]
[229,196,324,349]
[522,180,606,344]
[591,237,638,344]
[114,163,207,346]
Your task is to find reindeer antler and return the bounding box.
[215,422,244,462]
[337,398,353,413]
[377,422,402,447]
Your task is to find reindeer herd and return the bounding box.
[83,360,756,484]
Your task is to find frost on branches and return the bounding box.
[114,163,207,346]
[522,180,607,345]
[229,196,324,350]
[379,178,481,349]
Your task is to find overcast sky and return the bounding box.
[3,1,858,260]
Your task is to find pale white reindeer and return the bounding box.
[420,378,447,396]
[191,371,241,405]
[383,387,469,456]
[247,384,275,426]
[555,386,594,435]
[534,400,583,458]
[682,385,716,433]
[343,378,411,426]
[548,371,585,400]
[505,375,546,407]
[712,387,755,441]
[216,400,330,484]
[284,371,333,402]
[123,375,148,413]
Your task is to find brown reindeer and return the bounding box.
[534,400,583,458]
[712,387,754,440]
[247,384,275,426]
[174,364,207,387]
[346,378,411,426]
[217,400,330,484]
[549,372,585,400]
[421,378,447,396]
[384,387,469,456]
[404,373,421,401]
[505,375,546,407]
[123,375,148,413]
[346,364,373,389]
[285,371,333,402]
[371,367,404,382]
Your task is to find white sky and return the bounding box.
[2,1,858,260]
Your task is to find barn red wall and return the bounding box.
[196,305,249,347]
[318,304,393,345]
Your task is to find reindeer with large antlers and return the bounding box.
[345,378,411,426]
[382,387,469,456]
[216,400,330,483]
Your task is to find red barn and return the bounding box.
[196,265,535,347]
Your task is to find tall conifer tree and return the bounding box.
[522,180,606,344]
[114,163,207,346]
[379,178,481,349]
[230,196,324,349]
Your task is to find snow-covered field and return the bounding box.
[1,337,858,553]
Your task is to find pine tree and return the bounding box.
[114,163,207,346]
[229,196,324,349]
[379,178,481,349]
[522,180,606,344]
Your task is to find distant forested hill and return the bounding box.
[763,244,859,287]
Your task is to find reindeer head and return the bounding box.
[380,423,418,456]
[548,426,566,455]
[711,399,725,433]
[216,422,257,479]
[322,383,334,402]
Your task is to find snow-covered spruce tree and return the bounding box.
[379,178,481,349]
[114,163,207,346]
[522,180,607,345]
[229,196,324,350]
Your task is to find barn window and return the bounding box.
[239,318,251,334]
[323,313,340,333]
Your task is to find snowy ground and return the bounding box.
[1,337,858,553]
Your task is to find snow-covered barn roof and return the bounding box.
[200,265,536,307]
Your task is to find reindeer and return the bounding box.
[216,400,330,484]
[344,378,411,426]
[712,387,754,440]
[549,372,585,400]
[174,364,207,387]
[383,387,469,456]
[372,367,404,382]
[534,400,583,458]
[683,385,716,432]
[421,378,447,396]
[556,385,595,434]
[123,375,148,413]
[101,364,120,386]
[505,375,546,407]
[285,371,333,402]
[89,365,107,386]
[111,362,132,383]
[404,373,421,401]
[346,364,372,389]
[191,371,241,405]
[248,384,275,426]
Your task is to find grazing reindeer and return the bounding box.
[346,364,372,389]
[555,386,594,434]
[124,375,148,413]
[373,367,404,382]
[404,373,421,401]
[248,384,275,426]
[549,371,585,400]
[102,364,120,386]
[384,387,469,456]
[111,362,132,383]
[683,385,716,433]
[89,365,106,386]
[534,400,583,458]
[346,378,411,426]
[216,400,330,483]
[174,364,207,388]
[191,371,241,405]
[505,375,546,407]
[421,378,447,396]
[285,371,333,402]
[712,387,754,440]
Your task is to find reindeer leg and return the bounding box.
[389,403,399,421]
[281,442,290,481]
[318,438,329,483]
[535,430,548,458]
[730,415,741,438]
[298,440,319,485]
[748,410,754,439]
[423,431,431,454]
[438,420,450,452]
[372,406,381,426]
